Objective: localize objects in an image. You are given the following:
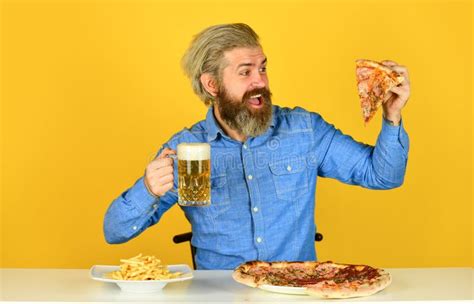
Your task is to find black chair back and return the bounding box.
[173,231,323,270]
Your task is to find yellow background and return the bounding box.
[1,0,472,268]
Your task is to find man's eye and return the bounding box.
[259,67,267,73]
[239,70,250,76]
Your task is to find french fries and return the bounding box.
[107,254,182,280]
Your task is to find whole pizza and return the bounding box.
[233,260,391,299]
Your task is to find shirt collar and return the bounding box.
[206,106,223,142]
[205,105,277,142]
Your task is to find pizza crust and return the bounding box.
[356,59,402,80]
[232,268,259,287]
[232,261,272,287]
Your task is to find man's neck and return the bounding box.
[213,106,247,142]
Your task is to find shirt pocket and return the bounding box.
[192,174,231,219]
[269,158,309,201]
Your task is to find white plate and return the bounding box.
[89,264,193,293]
[259,284,308,295]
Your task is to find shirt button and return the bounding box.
[253,207,259,212]
[132,226,137,230]
[153,204,158,209]
[248,175,253,180]
[243,144,248,149]
[256,237,262,243]
[287,165,292,171]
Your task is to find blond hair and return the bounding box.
[181,23,261,106]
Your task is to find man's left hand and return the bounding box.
[381,60,411,125]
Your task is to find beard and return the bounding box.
[215,86,273,137]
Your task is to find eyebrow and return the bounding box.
[236,57,267,69]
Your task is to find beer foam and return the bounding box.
[177,143,210,160]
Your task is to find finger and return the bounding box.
[157,148,177,159]
[157,174,174,185]
[154,165,173,176]
[383,91,394,103]
[148,180,174,196]
[381,60,398,67]
[381,61,410,83]
[390,65,408,75]
[148,157,173,170]
[388,66,410,84]
[398,70,410,85]
[154,157,174,169]
[389,85,408,96]
[161,182,174,191]
[147,172,173,185]
[147,166,174,182]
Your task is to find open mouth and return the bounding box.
[246,94,264,108]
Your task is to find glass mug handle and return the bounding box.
[166,154,178,193]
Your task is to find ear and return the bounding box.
[200,73,218,97]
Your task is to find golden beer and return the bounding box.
[177,143,211,206]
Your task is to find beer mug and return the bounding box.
[175,143,211,207]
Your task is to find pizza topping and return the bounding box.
[237,261,382,287]
[356,67,373,80]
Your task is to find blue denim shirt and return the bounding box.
[104,105,409,269]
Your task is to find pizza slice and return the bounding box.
[356,59,405,124]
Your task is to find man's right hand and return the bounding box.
[144,148,176,197]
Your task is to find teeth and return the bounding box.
[250,94,262,98]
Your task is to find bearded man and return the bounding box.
[104,23,410,270]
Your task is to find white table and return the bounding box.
[1,268,472,303]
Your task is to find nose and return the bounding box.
[250,72,266,89]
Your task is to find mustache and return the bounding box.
[242,87,272,102]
